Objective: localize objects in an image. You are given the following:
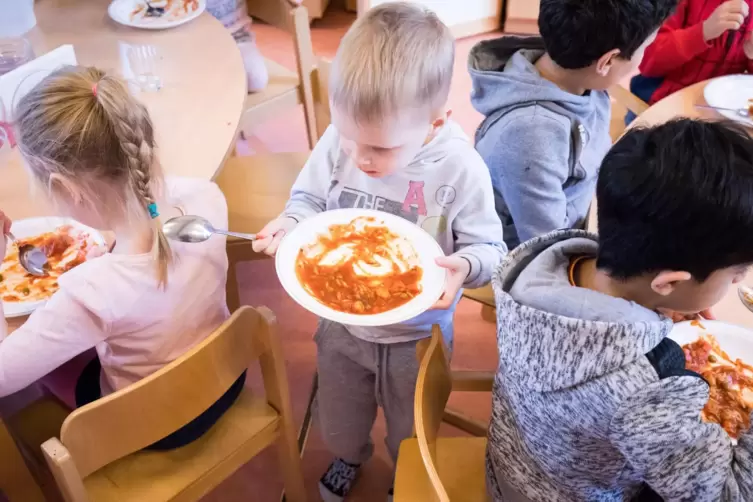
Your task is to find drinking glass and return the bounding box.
[0,37,34,76]
[126,44,162,92]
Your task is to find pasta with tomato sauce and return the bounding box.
[683,334,753,439]
[0,226,98,303]
[295,217,423,315]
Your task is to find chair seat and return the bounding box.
[394,437,490,502]
[82,389,280,502]
[463,284,495,307]
[240,59,301,133]
[216,152,309,238]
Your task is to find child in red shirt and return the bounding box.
[631,0,753,106]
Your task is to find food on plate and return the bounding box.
[130,0,199,22]
[0,226,99,303]
[295,216,423,315]
[683,334,753,438]
[748,98,753,117]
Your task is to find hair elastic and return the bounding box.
[147,203,159,219]
[92,82,98,97]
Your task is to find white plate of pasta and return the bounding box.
[108,0,205,30]
[670,320,753,440]
[1,218,106,318]
[275,209,447,326]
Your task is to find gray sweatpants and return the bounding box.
[314,319,423,464]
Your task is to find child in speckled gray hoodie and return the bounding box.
[488,119,753,501]
[469,0,676,250]
[252,4,506,502]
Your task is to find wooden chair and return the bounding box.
[394,326,492,502]
[218,54,331,312]
[32,306,305,502]
[608,83,649,142]
[240,4,324,149]
[462,286,496,324]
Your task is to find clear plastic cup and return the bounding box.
[0,37,34,76]
[126,44,162,92]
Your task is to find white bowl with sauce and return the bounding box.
[275,208,446,327]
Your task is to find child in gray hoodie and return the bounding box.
[488,119,753,501]
[469,0,677,250]
[252,4,506,501]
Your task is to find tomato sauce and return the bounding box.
[295,218,422,315]
[684,335,753,438]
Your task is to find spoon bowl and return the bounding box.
[163,215,257,243]
[6,232,47,276]
[739,285,753,314]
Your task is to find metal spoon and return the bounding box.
[738,284,753,313]
[696,104,750,118]
[162,215,257,243]
[6,232,47,276]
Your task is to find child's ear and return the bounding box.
[431,110,451,129]
[595,49,621,76]
[48,173,83,205]
[651,270,693,296]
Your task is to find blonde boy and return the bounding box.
[254,3,505,500]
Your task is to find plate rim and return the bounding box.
[274,208,447,327]
[108,0,206,30]
[703,74,753,126]
[669,319,753,356]
[2,217,107,318]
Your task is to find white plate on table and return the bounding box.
[275,209,446,327]
[108,0,206,30]
[3,218,106,319]
[669,320,753,362]
[704,75,753,127]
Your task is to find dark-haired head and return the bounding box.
[538,0,677,90]
[597,118,753,313]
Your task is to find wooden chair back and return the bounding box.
[608,83,649,141]
[54,307,273,478]
[287,4,332,143]
[609,84,649,116]
[414,326,453,502]
[313,57,332,137]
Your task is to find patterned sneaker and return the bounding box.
[318,458,361,502]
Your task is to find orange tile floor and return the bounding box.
[216,4,500,502]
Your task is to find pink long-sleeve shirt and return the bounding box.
[0,177,230,397]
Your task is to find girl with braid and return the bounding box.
[0,66,240,450]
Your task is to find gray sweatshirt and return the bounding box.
[487,230,753,502]
[283,121,506,343]
[469,37,612,250]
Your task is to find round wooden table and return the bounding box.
[630,80,716,127]
[0,0,247,328]
[625,79,753,329]
[0,0,247,221]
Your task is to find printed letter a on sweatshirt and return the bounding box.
[402,181,427,216]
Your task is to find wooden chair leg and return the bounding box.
[0,419,45,502]
[481,304,495,323]
[276,420,307,502]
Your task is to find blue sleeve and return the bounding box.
[477,111,571,244]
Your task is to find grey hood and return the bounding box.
[492,229,670,392]
[469,36,596,132]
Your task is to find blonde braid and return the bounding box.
[95,76,173,287]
